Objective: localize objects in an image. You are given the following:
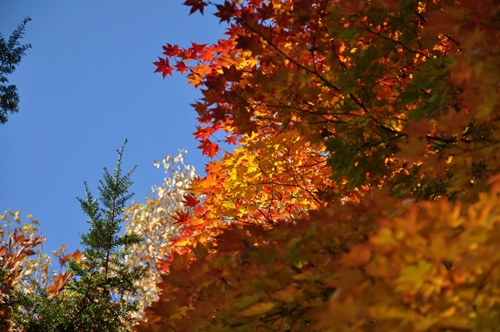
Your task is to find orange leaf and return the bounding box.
[59,253,73,266]
[190,217,205,226]
[341,244,371,266]
[205,161,222,174]
[73,249,82,263]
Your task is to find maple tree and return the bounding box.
[136,0,500,331]
[0,211,78,331]
[2,0,500,330]
[0,211,45,330]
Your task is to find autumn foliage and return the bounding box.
[137,0,500,331]
[2,0,500,330]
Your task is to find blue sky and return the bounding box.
[0,1,226,254]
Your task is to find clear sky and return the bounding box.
[0,1,226,254]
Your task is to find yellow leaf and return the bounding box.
[222,201,236,209]
[395,260,435,291]
[176,240,190,247]
[371,227,399,248]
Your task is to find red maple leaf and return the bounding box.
[258,1,274,20]
[175,60,189,74]
[162,43,180,57]
[183,0,208,15]
[190,42,207,58]
[182,194,201,207]
[198,138,220,157]
[153,57,173,78]
[215,1,236,24]
[193,126,216,140]
[173,210,191,224]
[225,134,238,145]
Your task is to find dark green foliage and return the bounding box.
[0,17,32,124]
[13,140,147,331]
[0,268,14,331]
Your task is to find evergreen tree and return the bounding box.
[1,17,32,124]
[0,268,13,331]
[14,140,147,331]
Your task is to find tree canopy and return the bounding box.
[136,0,500,331]
[3,0,500,330]
[0,17,31,124]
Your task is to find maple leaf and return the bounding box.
[204,75,226,91]
[182,194,200,207]
[205,160,222,174]
[235,34,263,55]
[162,43,180,57]
[225,134,238,145]
[187,72,203,87]
[214,1,236,24]
[193,125,216,140]
[258,1,274,21]
[173,210,191,224]
[198,138,220,157]
[190,42,207,57]
[175,60,189,74]
[191,102,208,116]
[153,56,173,78]
[183,0,208,16]
[222,65,243,82]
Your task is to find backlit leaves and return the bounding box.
[139,0,500,331]
[124,150,197,312]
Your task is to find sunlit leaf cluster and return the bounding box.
[123,150,197,310]
[3,0,500,331]
[137,0,500,331]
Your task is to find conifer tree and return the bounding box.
[0,17,32,124]
[13,140,146,331]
